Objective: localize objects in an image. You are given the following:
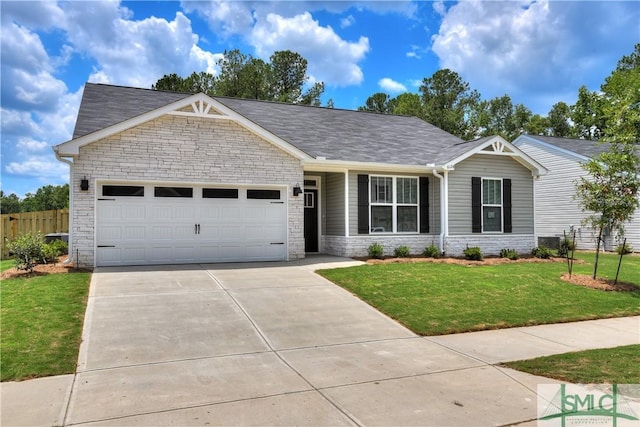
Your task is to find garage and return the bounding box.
[96,182,288,266]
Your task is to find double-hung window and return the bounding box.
[370,176,418,233]
[482,178,502,232]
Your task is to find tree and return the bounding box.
[575,142,640,278]
[571,86,604,140]
[152,49,324,105]
[524,114,549,136]
[20,184,69,212]
[358,92,393,113]
[547,102,574,137]
[392,93,424,119]
[0,191,21,214]
[419,69,480,138]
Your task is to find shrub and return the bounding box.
[531,246,553,259]
[368,242,384,259]
[463,246,483,261]
[394,245,411,258]
[423,244,440,258]
[499,248,519,260]
[616,242,633,255]
[6,232,45,273]
[558,237,577,257]
[41,240,68,263]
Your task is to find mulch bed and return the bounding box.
[1,256,89,279]
[560,273,638,292]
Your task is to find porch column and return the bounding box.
[344,169,349,237]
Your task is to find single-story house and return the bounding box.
[54,83,546,267]
[513,134,639,251]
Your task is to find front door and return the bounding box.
[304,189,318,252]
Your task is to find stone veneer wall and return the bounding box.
[322,234,535,258]
[71,115,304,267]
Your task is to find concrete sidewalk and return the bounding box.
[2,257,639,426]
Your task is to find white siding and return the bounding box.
[515,138,640,251]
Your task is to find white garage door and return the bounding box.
[96,183,287,266]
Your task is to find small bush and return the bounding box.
[531,246,553,259]
[368,242,384,259]
[41,240,68,263]
[616,242,633,255]
[463,246,483,261]
[558,237,577,257]
[394,245,411,258]
[6,232,45,273]
[499,248,519,260]
[423,244,440,258]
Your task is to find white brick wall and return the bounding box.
[445,235,536,256]
[322,235,441,257]
[321,234,535,258]
[72,115,304,267]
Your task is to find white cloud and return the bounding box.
[250,12,369,86]
[341,15,355,28]
[17,138,48,152]
[5,156,69,180]
[379,78,407,94]
[431,0,640,113]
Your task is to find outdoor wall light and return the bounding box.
[293,184,303,196]
[80,177,89,191]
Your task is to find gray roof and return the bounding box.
[522,135,611,159]
[73,83,467,166]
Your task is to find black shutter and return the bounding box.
[357,175,369,234]
[419,177,430,233]
[472,177,482,233]
[503,179,512,233]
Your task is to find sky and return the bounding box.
[1,1,639,198]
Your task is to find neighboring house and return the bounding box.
[513,134,640,251]
[54,83,545,267]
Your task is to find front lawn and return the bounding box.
[502,345,640,384]
[1,258,14,272]
[1,271,91,381]
[318,252,640,335]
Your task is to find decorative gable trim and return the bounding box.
[54,92,311,160]
[446,136,547,176]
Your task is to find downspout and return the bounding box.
[431,168,448,254]
[54,149,74,265]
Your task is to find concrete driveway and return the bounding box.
[5,256,639,426]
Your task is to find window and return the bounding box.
[304,192,314,208]
[370,176,418,233]
[482,179,502,232]
[154,187,193,198]
[203,188,238,199]
[247,189,281,200]
[102,185,144,197]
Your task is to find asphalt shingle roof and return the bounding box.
[73,83,465,166]
[524,135,611,159]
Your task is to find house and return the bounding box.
[54,83,546,267]
[513,134,639,251]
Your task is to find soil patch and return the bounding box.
[1,256,89,279]
[560,273,638,292]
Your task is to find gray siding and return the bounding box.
[516,139,640,250]
[448,155,534,235]
[325,172,345,236]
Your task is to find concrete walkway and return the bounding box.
[2,256,639,426]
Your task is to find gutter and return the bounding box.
[429,166,450,255]
[54,148,74,265]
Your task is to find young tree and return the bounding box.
[575,142,640,278]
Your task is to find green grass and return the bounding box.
[318,252,640,336]
[502,345,640,384]
[1,271,91,381]
[1,258,14,272]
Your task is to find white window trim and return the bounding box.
[481,177,503,233]
[370,175,420,234]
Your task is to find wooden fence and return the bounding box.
[1,209,69,259]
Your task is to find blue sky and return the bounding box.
[1,1,639,197]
